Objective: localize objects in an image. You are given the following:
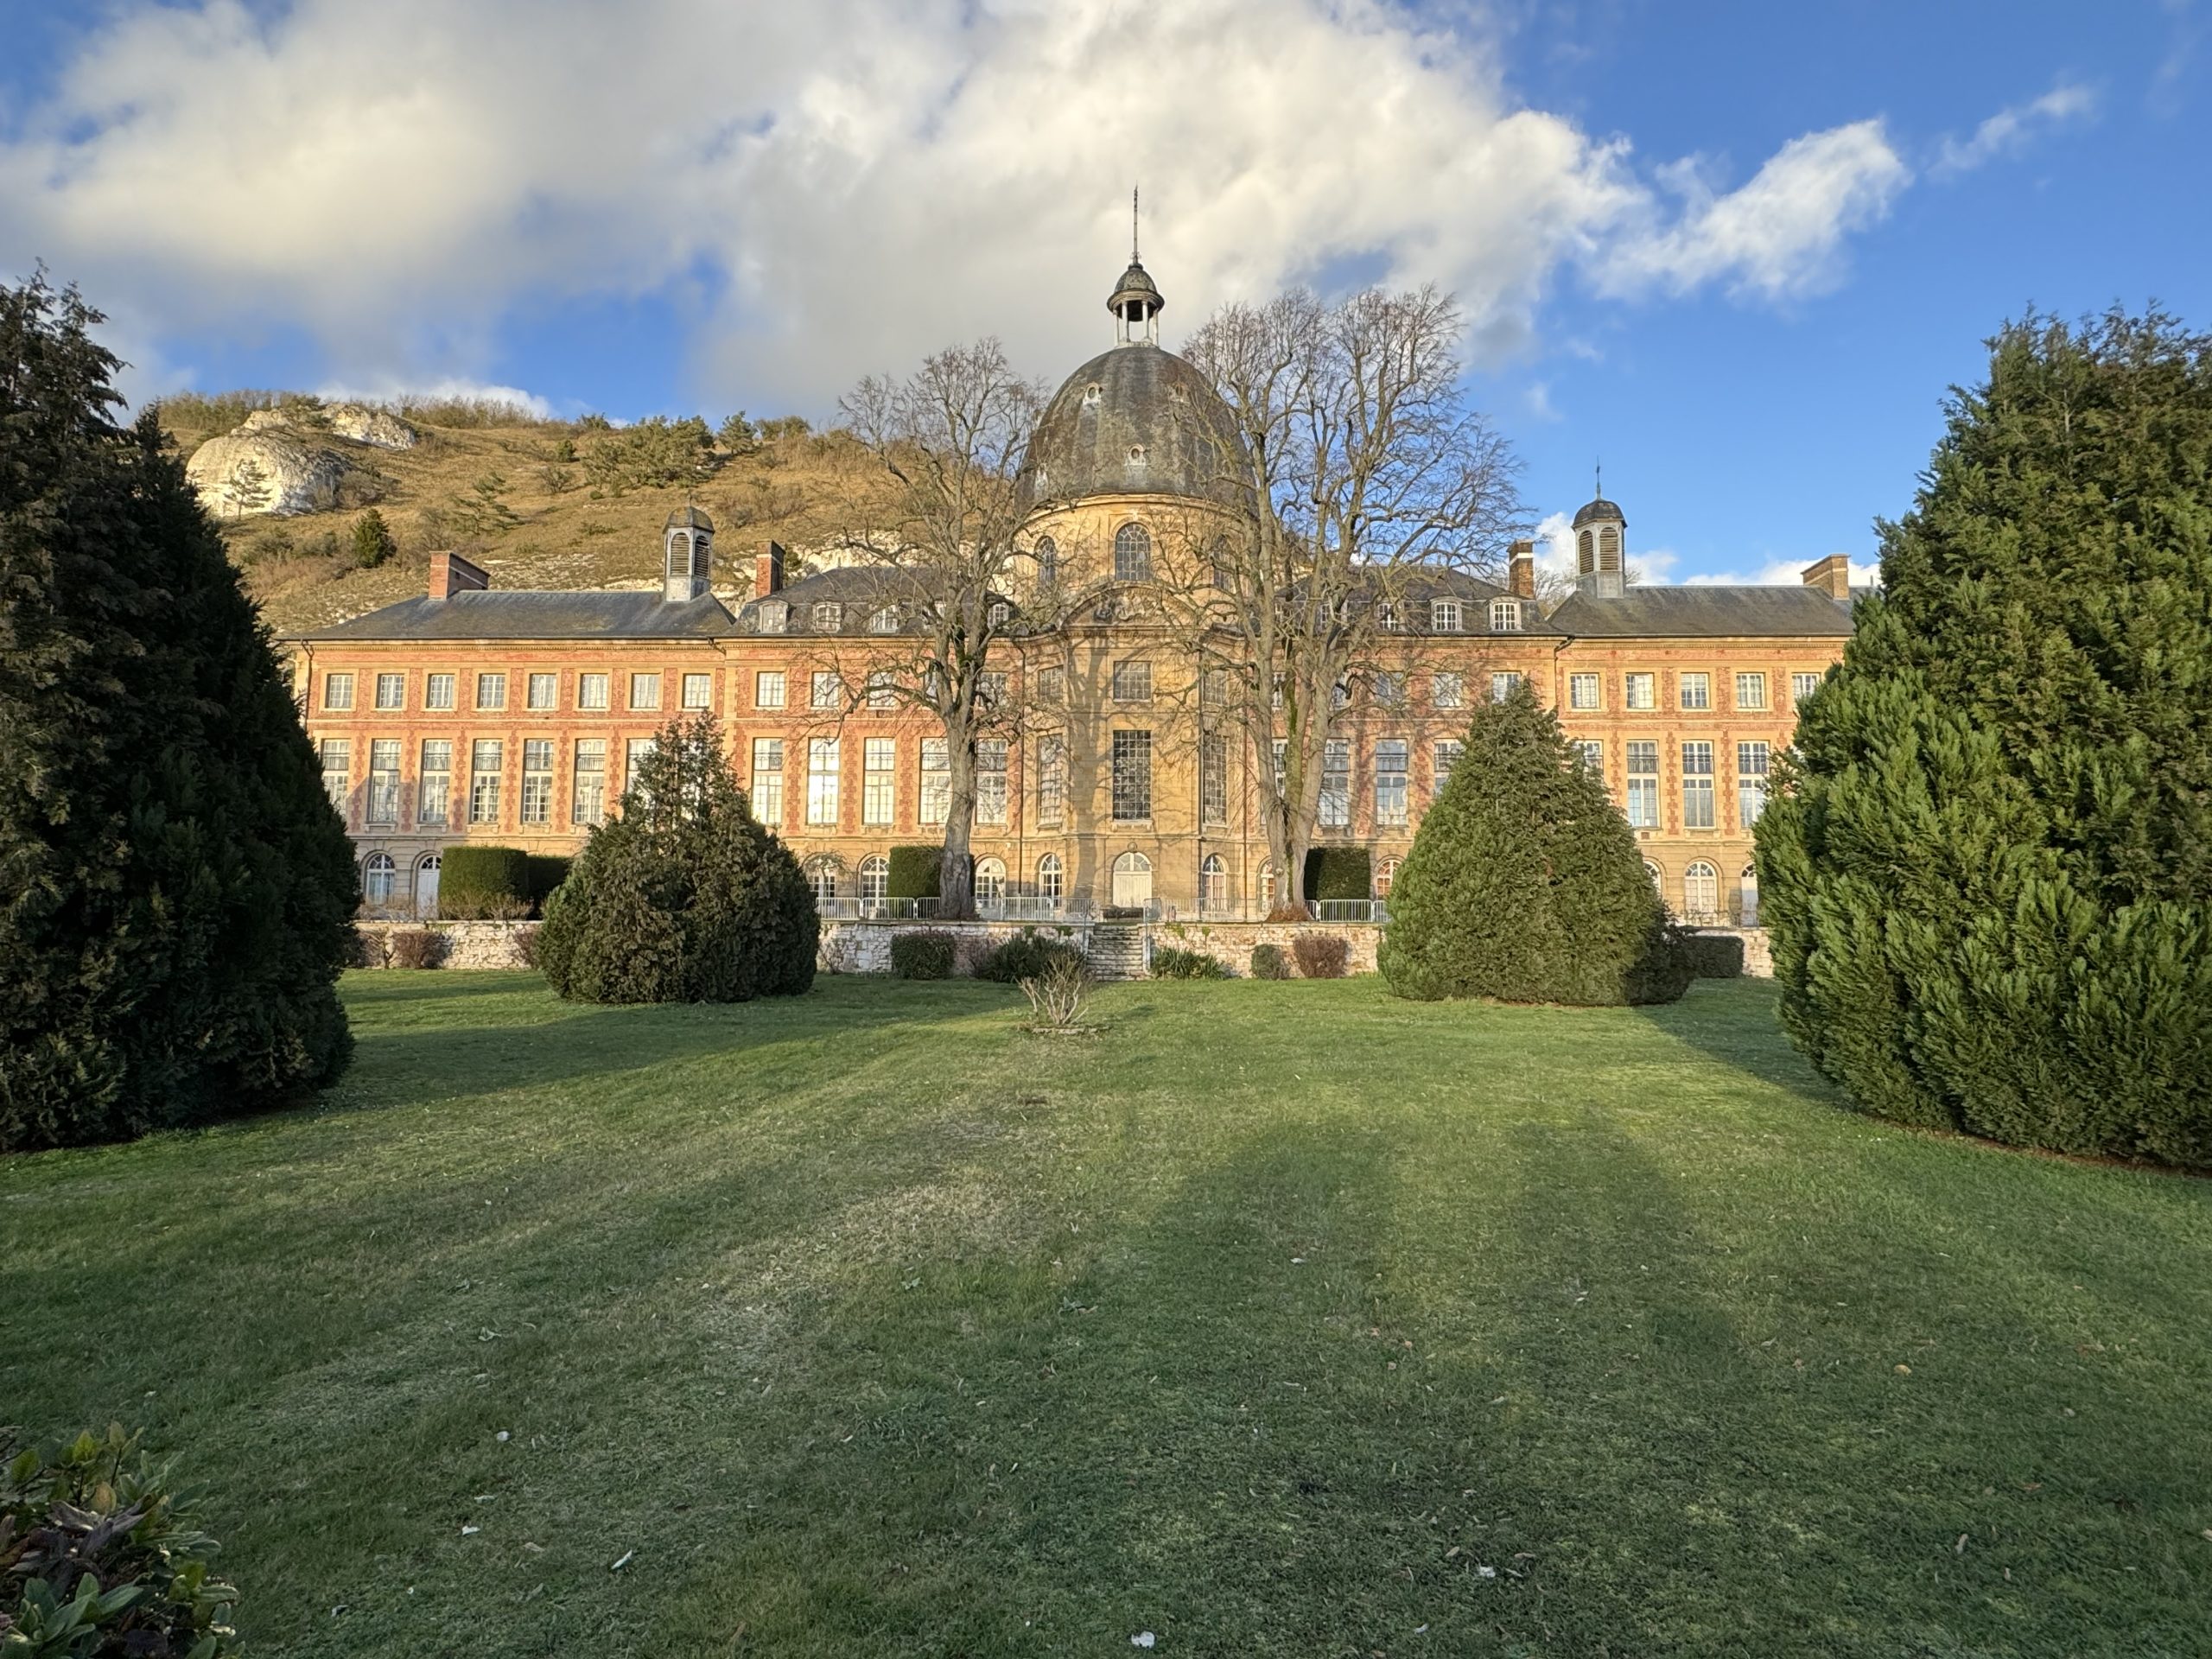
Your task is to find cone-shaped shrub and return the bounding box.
[1758,308,2212,1166]
[1,277,358,1151]
[1380,684,1687,1005]
[535,713,818,1003]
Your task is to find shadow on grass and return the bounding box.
[1632,977,1844,1099]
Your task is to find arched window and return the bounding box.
[1111,849,1154,907]
[1738,862,1760,927]
[974,857,1007,907]
[1684,860,1719,921]
[1376,857,1402,899]
[361,851,396,905]
[416,853,442,917]
[1599,524,1621,570]
[1033,535,1058,583]
[1643,860,1663,899]
[1114,521,1152,582]
[1198,853,1227,912]
[858,855,888,906]
[1259,861,1277,911]
[806,856,843,905]
[987,599,1013,629]
[1578,529,1594,568]
[1037,854,1064,906]
[1207,537,1233,590]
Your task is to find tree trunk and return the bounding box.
[938,711,978,920]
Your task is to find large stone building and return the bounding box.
[289,256,1855,927]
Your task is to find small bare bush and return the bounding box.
[388,928,447,969]
[1290,934,1350,979]
[1019,956,1092,1030]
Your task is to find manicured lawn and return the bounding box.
[4,974,2209,1656]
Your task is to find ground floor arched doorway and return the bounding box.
[1111,850,1153,909]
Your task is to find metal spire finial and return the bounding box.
[1132,185,1141,263]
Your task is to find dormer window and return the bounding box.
[1430,599,1460,632]
[811,601,842,632]
[1490,599,1522,632]
[1377,601,1402,632]
[759,600,788,634]
[868,604,899,634]
[987,599,1013,629]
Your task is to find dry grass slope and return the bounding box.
[154,394,903,636]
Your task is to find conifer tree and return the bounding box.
[351,506,396,568]
[1758,308,2212,1166]
[1380,684,1688,1005]
[534,713,818,1003]
[0,276,359,1151]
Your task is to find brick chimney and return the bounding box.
[1508,538,1536,599]
[427,550,489,601]
[1801,554,1851,601]
[754,540,786,601]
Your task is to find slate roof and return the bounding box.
[1571,495,1625,529]
[1547,583,1855,639]
[1017,344,1249,512]
[301,589,735,642]
[732,566,990,637]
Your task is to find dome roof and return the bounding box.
[664,505,714,531]
[1108,260,1160,307]
[1572,495,1624,529]
[1018,345,1249,512]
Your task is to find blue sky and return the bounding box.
[0,0,2203,582]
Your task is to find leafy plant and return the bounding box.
[1290,934,1350,980]
[1249,943,1291,981]
[0,1423,240,1657]
[890,930,958,980]
[1150,944,1229,980]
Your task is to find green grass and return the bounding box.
[4,975,2209,1656]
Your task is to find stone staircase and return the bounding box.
[1085,924,1148,981]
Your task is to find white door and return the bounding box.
[416,854,441,918]
[1111,852,1152,908]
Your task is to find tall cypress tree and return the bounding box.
[0,276,358,1151]
[1380,684,1688,1006]
[1758,308,2212,1166]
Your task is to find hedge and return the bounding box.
[1304,846,1373,903]
[439,845,530,918]
[889,930,959,980]
[1680,931,1745,978]
[524,854,572,908]
[1249,943,1291,980]
[887,844,944,899]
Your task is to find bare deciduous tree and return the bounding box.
[836,340,1047,918]
[1178,284,1528,913]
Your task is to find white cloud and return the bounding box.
[0,0,1912,407]
[1597,122,1910,302]
[1932,81,2098,177]
[1681,557,1879,587]
[315,377,556,418]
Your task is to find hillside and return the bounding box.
[153,393,902,637]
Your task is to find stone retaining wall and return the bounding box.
[354,919,537,969]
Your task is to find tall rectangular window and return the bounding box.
[425,672,455,711]
[1111,730,1153,821]
[866,671,897,711]
[1490,671,1524,703]
[572,739,607,824]
[976,738,1008,825]
[979,671,1008,708]
[1734,671,1767,710]
[322,672,354,711]
[418,741,452,825]
[1038,666,1065,703]
[811,671,842,710]
[750,738,784,825]
[1738,740,1771,828]
[1375,740,1408,827]
[1111,659,1152,702]
[1319,739,1351,828]
[1682,740,1715,829]
[1199,732,1228,826]
[367,739,401,824]
[475,672,506,711]
[1791,670,1824,704]
[1572,738,1605,773]
[626,738,657,805]
[1038,734,1065,826]
[918,738,950,825]
[1372,671,1404,707]
[1433,740,1462,797]
[1626,740,1659,828]
[1431,671,1464,709]
[755,671,785,709]
[1569,671,1601,710]
[806,738,840,825]
[682,671,712,710]
[1273,738,1287,797]
[577,672,609,710]
[319,739,350,809]
[1679,672,1711,711]
[527,672,556,711]
[374,672,404,710]
[1624,671,1656,711]
[468,740,503,823]
[520,739,554,824]
[1200,667,1229,706]
[863,736,896,825]
[629,672,661,711]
